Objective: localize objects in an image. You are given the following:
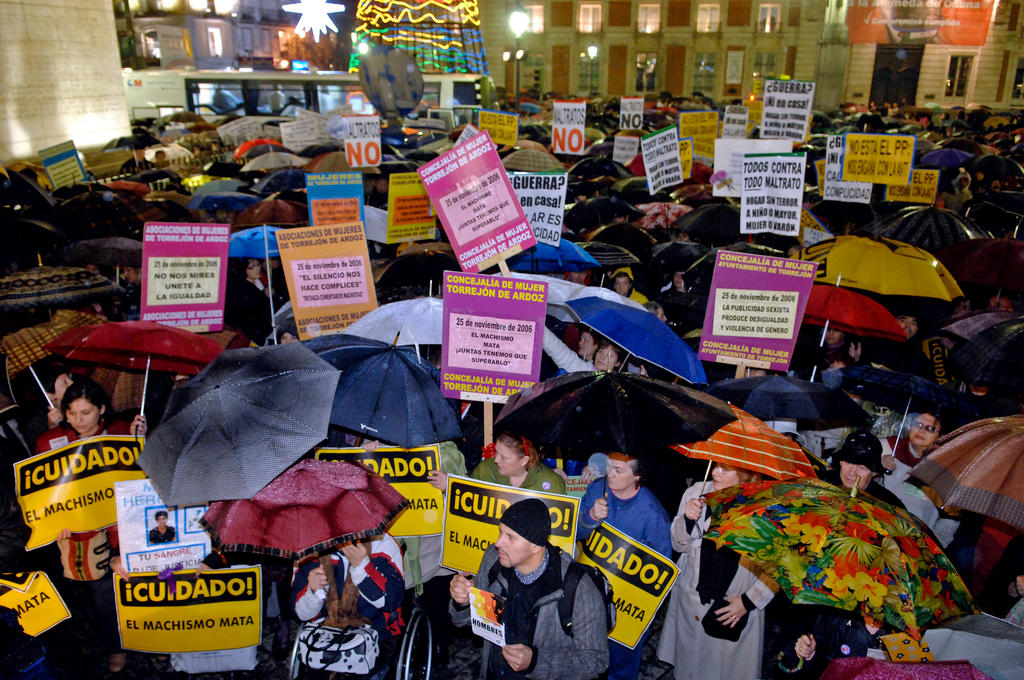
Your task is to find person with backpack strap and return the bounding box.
[450,498,610,680]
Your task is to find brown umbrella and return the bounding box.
[911,415,1024,531]
[502,148,564,172]
[232,198,307,227]
[303,151,352,173]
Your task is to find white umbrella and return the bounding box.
[343,297,443,354]
[241,152,308,172]
[510,272,646,322]
[144,143,194,163]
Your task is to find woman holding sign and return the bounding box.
[656,465,775,680]
[34,377,146,454]
[469,432,565,495]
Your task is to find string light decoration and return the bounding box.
[283,0,346,43]
[348,1,488,74]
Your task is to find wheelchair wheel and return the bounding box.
[394,606,432,680]
[288,631,303,680]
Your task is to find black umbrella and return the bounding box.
[567,157,632,181]
[298,142,345,157]
[675,203,740,247]
[375,250,459,294]
[103,132,161,152]
[51,191,144,240]
[610,177,673,205]
[706,375,870,427]
[205,160,243,178]
[656,290,709,331]
[683,242,782,294]
[305,334,462,448]
[809,200,876,232]
[583,223,659,262]
[565,196,646,233]
[970,154,1024,181]
[577,241,641,267]
[495,371,736,455]
[138,343,340,506]
[61,236,142,267]
[840,365,981,419]
[950,318,1024,397]
[857,206,991,254]
[0,171,56,210]
[651,241,709,274]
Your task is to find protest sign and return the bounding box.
[760,79,815,141]
[641,126,685,195]
[327,115,382,168]
[456,124,480,145]
[577,523,678,649]
[551,100,587,155]
[678,111,718,163]
[821,135,872,204]
[801,208,832,246]
[620,97,644,130]
[740,153,806,236]
[711,139,791,197]
[698,251,818,371]
[141,222,230,331]
[440,476,579,574]
[612,135,640,166]
[469,587,505,646]
[678,137,694,181]
[279,115,329,151]
[386,172,437,243]
[216,118,261,147]
[38,141,86,189]
[419,132,535,272]
[721,105,749,138]
[277,222,377,340]
[924,336,951,385]
[115,566,262,653]
[306,172,365,227]
[841,133,915,185]
[478,110,519,147]
[884,169,940,204]
[115,479,211,574]
[315,446,443,537]
[0,571,71,636]
[0,159,8,181]
[509,172,568,247]
[441,271,546,402]
[16,436,145,550]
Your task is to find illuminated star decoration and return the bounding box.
[283,0,345,42]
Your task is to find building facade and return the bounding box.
[479,0,1024,110]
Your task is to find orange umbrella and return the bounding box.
[672,405,816,480]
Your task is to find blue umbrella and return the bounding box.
[519,102,542,114]
[187,191,260,211]
[506,240,600,273]
[565,296,707,383]
[229,226,281,258]
[252,168,308,196]
[920,148,975,168]
[192,178,246,196]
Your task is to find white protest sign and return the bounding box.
[741,152,806,236]
[114,479,211,574]
[620,97,644,130]
[279,117,329,151]
[216,118,261,147]
[456,124,480,145]
[612,135,640,166]
[510,172,568,247]
[641,126,684,195]
[328,115,382,167]
[822,135,872,204]
[552,100,587,155]
[712,139,792,197]
[721,105,749,138]
[760,80,815,141]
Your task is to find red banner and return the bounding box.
[846,2,994,46]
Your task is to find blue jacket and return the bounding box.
[577,481,672,558]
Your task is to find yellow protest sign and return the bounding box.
[576,523,677,649]
[441,476,580,574]
[115,566,262,653]
[841,133,915,185]
[386,172,437,244]
[315,446,443,537]
[884,169,940,204]
[814,159,825,187]
[678,137,693,180]
[800,208,832,246]
[0,571,71,636]
[478,110,519,147]
[16,436,145,550]
[678,111,718,161]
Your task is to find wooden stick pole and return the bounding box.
[483,401,494,445]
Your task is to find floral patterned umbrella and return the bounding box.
[704,477,975,639]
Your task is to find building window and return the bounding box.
[696,4,720,32]
[693,51,717,94]
[636,52,657,91]
[207,27,223,57]
[525,4,544,33]
[638,4,660,33]
[1013,58,1024,103]
[578,3,602,33]
[753,51,777,79]
[757,4,781,32]
[946,55,973,97]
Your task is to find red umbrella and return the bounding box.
[200,459,409,560]
[233,138,283,160]
[936,238,1024,292]
[803,284,907,342]
[44,321,223,375]
[232,198,307,226]
[819,657,991,680]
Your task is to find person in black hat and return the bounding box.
[449,498,609,679]
[822,431,905,510]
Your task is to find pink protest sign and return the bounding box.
[141,223,230,332]
[697,251,818,371]
[441,271,547,403]
[418,132,536,272]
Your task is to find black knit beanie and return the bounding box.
[500,498,551,547]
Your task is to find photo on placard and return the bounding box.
[145,506,177,546]
[183,505,206,535]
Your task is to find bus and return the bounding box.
[123,69,490,122]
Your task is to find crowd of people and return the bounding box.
[0,91,1022,680]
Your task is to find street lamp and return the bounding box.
[509,4,529,113]
[586,45,598,96]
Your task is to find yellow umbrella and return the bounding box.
[797,235,963,301]
[983,116,1010,129]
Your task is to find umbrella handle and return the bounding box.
[27,366,54,411]
[697,458,712,497]
[140,355,151,419]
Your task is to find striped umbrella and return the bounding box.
[857,207,991,254]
